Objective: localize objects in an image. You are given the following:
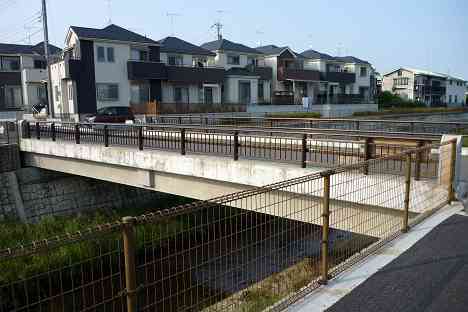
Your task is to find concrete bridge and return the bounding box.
[18,121,456,237]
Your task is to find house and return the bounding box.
[201,38,272,105]
[382,68,466,107]
[256,45,375,105]
[0,42,60,113]
[50,24,163,119]
[157,36,224,110]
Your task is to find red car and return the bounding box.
[89,106,135,123]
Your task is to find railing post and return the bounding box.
[24,121,31,139]
[180,128,186,155]
[178,116,182,125]
[414,141,423,181]
[104,125,109,147]
[448,140,457,204]
[301,134,307,168]
[320,173,331,285]
[403,153,412,233]
[35,122,40,140]
[138,126,143,151]
[74,124,80,144]
[233,131,239,161]
[51,123,56,141]
[122,217,138,312]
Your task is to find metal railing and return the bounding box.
[0,140,457,312]
[0,121,17,145]
[22,121,440,173]
[139,115,468,135]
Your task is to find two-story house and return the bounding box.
[50,24,164,119]
[382,68,455,107]
[201,38,272,105]
[0,42,60,113]
[157,36,224,110]
[445,75,467,107]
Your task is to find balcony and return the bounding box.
[166,65,224,84]
[22,68,48,83]
[278,66,321,81]
[0,72,21,85]
[127,61,167,80]
[324,71,356,84]
[246,65,273,80]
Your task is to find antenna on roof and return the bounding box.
[166,12,181,36]
[256,30,264,46]
[211,10,224,40]
[336,42,343,57]
[105,0,112,25]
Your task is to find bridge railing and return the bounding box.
[0,140,457,312]
[22,121,441,174]
[140,115,468,135]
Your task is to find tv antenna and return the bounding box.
[211,10,225,40]
[256,30,264,46]
[167,12,181,36]
[336,42,343,57]
[106,0,113,25]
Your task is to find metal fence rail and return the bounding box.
[23,121,440,172]
[140,115,468,135]
[0,140,456,312]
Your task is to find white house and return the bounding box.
[445,75,467,107]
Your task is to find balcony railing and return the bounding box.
[278,66,321,81]
[127,60,168,80]
[166,65,225,84]
[324,71,356,84]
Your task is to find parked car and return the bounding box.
[86,106,135,123]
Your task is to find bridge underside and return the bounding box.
[22,139,447,238]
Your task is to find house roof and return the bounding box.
[256,45,305,58]
[384,68,447,79]
[70,24,158,45]
[0,42,61,56]
[201,38,261,55]
[300,49,335,61]
[158,36,215,56]
[334,56,371,65]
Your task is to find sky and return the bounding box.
[1,0,467,79]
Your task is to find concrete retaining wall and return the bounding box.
[0,167,165,222]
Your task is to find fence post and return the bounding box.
[448,140,457,204]
[74,124,80,144]
[414,141,423,181]
[104,125,109,147]
[320,172,331,285]
[51,123,56,142]
[362,138,373,175]
[137,126,143,151]
[301,134,307,168]
[180,128,186,155]
[122,217,138,312]
[403,153,412,233]
[35,122,40,140]
[233,131,239,161]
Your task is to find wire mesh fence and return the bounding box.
[0,138,457,312]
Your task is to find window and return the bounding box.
[97,84,119,101]
[174,87,188,103]
[54,85,60,102]
[130,82,150,104]
[168,55,184,66]
[393,77,409,86]
[227,54,240,65]
[450,80,453,86]
[2,85,22,108]
[247,56,257,66]
[449,95,452,104]
[204,87,213,104]
[258,81,264,100]
[34,59,46,69]
[37,86,46,100]
[0,56,20,71]
[97,46,105,62]
[398,70,402,76]
[68,84,73,101]
[131,48,148,61]
[360,67,367,77]
[107,47,115,62]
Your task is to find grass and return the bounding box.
[353,106,468,117]
[266,112,321,118]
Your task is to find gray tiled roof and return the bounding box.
[334,56,370,65]
[158,36,215,56]
[300,49,335,60]
[256,45,305,59]
[70,24,158,45]
[201,39,260,54]
[0,42,61,56]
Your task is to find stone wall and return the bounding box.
[0,167,166,223]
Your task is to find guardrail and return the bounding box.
[0,140,457,312]
[22,121,441,177]
[139,115,468,135]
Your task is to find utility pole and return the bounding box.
[41,0,53,117]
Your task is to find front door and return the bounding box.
[204,87,213,104]
[239,81,251,104]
